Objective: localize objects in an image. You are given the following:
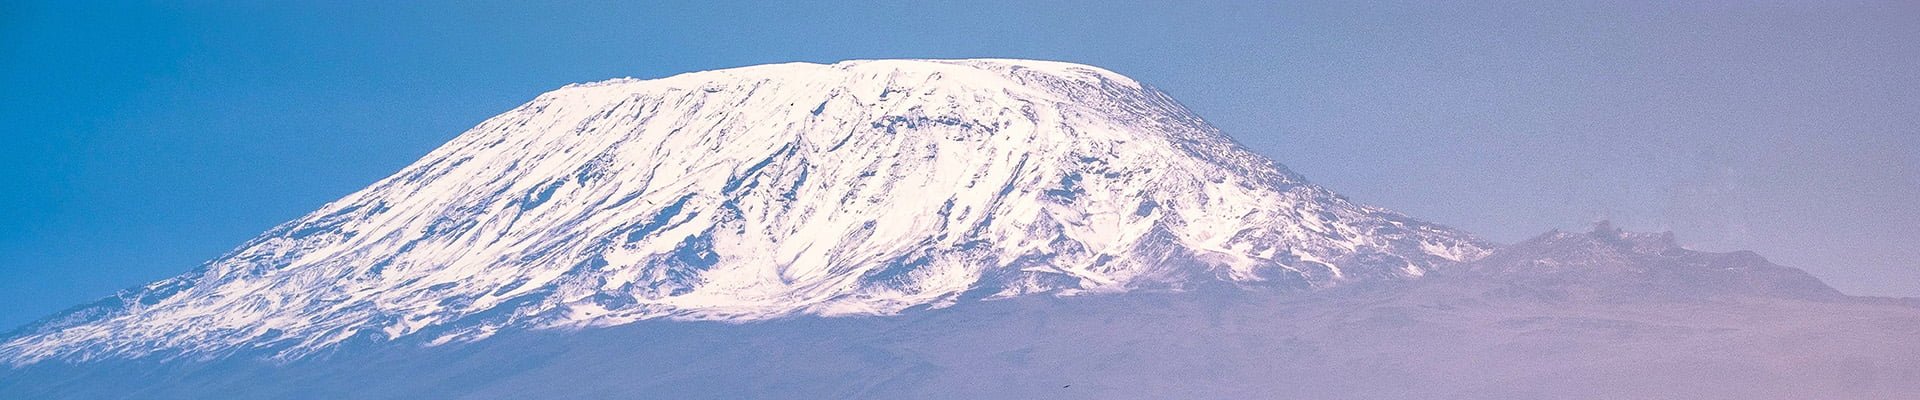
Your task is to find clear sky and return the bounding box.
[2,1,1915,330]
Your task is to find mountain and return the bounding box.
[1448,221,1849,303]
[4,59,1914,400]
[4,225,1914,399]
[0,59,1491,365]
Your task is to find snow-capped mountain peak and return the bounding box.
[1,59,1490,365]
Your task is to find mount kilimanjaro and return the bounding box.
[3,59,1914,399]
[2,59,1487,364]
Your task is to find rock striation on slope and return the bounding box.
[0,59,1490,364]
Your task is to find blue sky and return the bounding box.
[2,1,1916,330]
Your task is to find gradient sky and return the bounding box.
[2,1,1915,330]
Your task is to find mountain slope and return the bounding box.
[3,227,1913,400]
[1,59,1489,364]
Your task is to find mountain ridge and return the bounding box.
[1442,221,1849,303]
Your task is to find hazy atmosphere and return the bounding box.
[2,0,1915,334]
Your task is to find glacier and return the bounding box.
[0,59,1492,365]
